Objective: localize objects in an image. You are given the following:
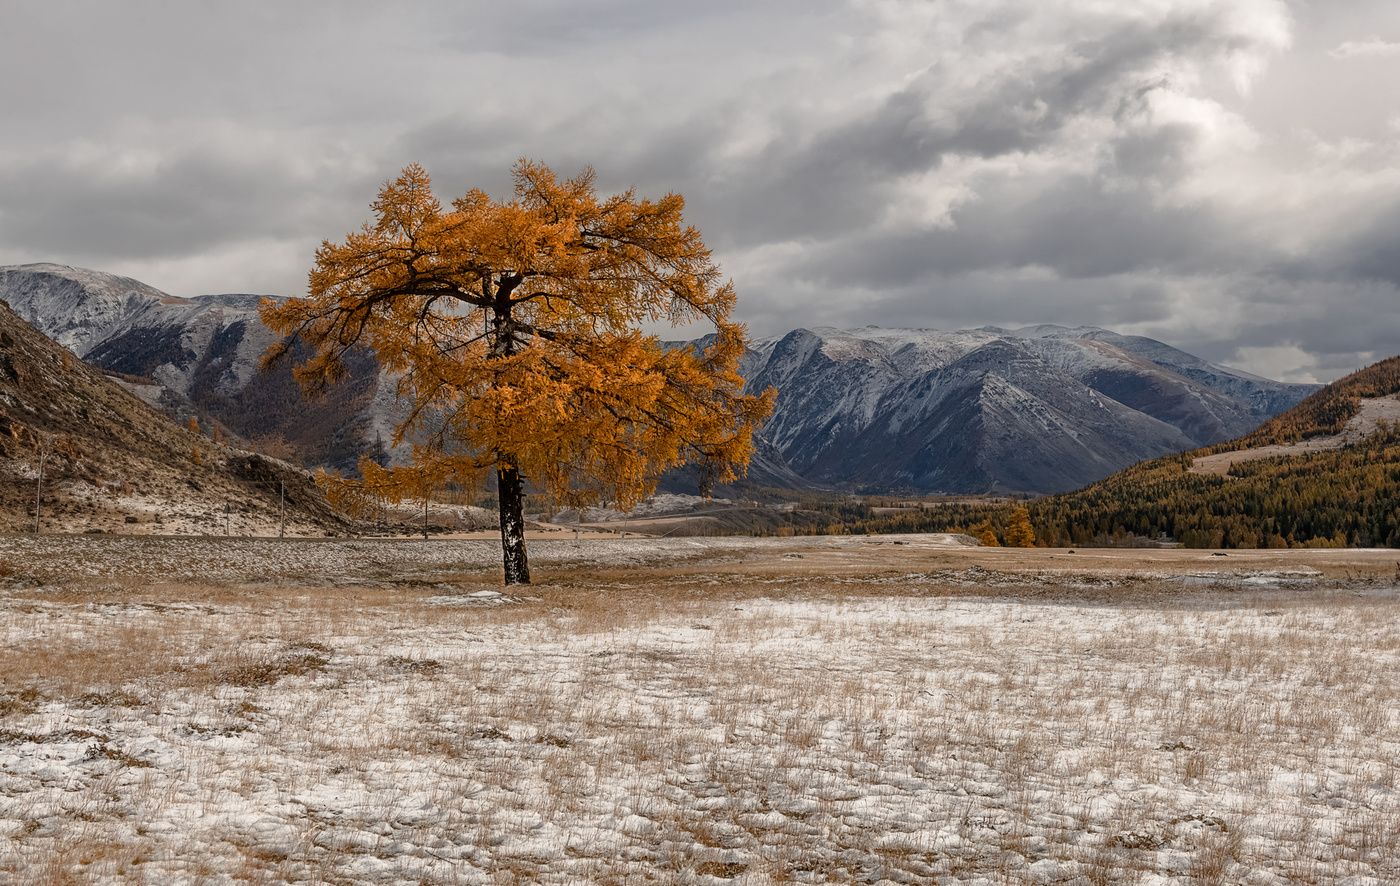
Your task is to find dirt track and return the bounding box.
[1,531,1395,588]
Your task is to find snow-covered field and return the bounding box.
[1,536,1398,884]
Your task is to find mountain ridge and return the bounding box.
[733,324,1316,493]
[3,263,1319,495]
[0,263,383,472]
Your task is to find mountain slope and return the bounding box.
[799,338,1195,493]
[0,263,386,472]
[1226,354,1400,447]
[1003,325,1311,416]
[853,355,1400,547]
[0,298,346,535]
[739,325,1317,494]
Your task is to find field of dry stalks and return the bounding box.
[1,534,1398,885]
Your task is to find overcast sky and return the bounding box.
[1,0,1397,382]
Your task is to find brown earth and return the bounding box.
[3,534,1398,884]
[2,532,1392,590]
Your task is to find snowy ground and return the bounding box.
[1,536,1398,884]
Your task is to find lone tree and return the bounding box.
[260,161,774,584]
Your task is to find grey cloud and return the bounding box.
[692,7,1264,252]
[0,149,374,260]
[986,179,1234,278]
[1330,38,1400,59]
[431,0,826,54]
[1343,204,1400,287]
[772,173,1235,294]
[1111,122,1198,183]
[1,0,1397,382]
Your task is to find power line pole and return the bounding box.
[225,501,231,537]
[279,481,285,539]
[34,445,47,535]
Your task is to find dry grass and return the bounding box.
[1,536,1399,883]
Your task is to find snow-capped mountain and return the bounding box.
[2,264,1318,494]
[729,325,1316,493]
[0,264,283,398]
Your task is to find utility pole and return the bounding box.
[34,445,47,535]
[225,501,231,537]
[279,481,285,539]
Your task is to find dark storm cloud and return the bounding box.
[1,0,1398,381]
[799,176,1235,287]
[1344,203,1400,288]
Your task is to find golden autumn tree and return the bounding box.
[1004,506,1036,547]
[260,161,775,584]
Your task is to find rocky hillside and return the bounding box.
[0,264,387,473]
[0,297,347,535]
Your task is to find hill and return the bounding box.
[0,263,384,473]
[1228,354,1400,447]
[0,297,347,535]
[819,355,1400,548]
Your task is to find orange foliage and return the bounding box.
[261,161,774,579]
[1004,507,1036,547]
[977,522,1000,547]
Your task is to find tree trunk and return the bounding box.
[497,463,531,585]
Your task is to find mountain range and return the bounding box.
[1,263,1318,495]
[0,263,387,472]
[726,325,1315,493]
[980,355,1400,548]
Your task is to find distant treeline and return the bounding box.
[778,427,1400,548]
